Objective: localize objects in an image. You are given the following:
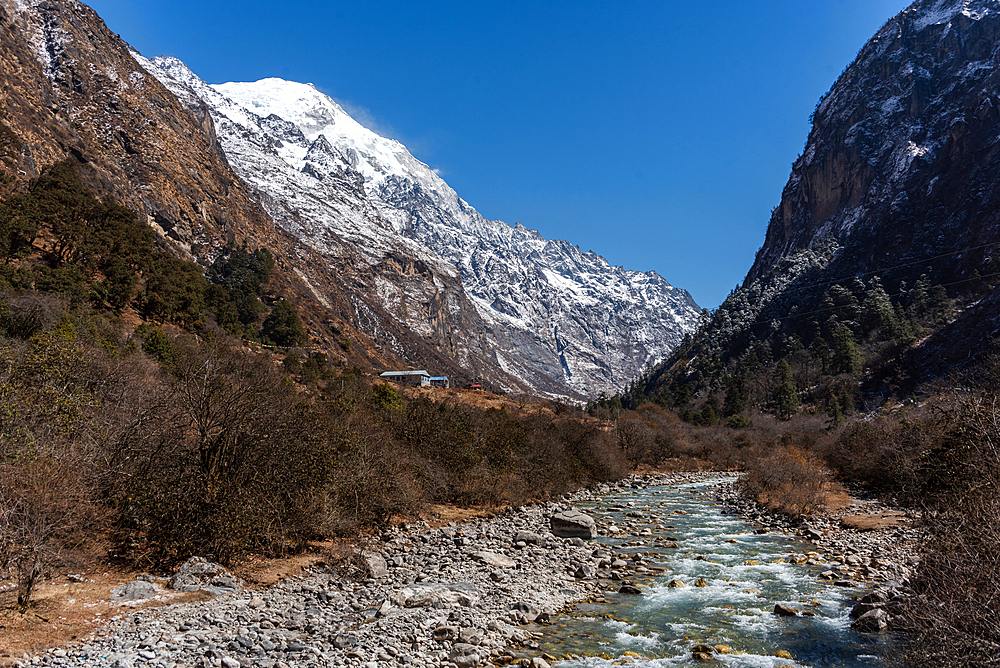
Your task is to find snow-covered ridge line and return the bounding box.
[139,56,701,396]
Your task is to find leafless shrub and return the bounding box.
[0,458,104,611]
[0,291,66,339]
[898,395,1000,666]
[741,445,829,515]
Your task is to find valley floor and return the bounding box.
[1,472,918,668]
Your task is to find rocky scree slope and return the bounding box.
[139,62,701,397]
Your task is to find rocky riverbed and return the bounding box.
[715,478,922,634]
[11,472,922,668]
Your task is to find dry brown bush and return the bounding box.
[0,458,105,611]
[897,395,1000,666]
[741,445,830,515]
[821,403,945,504]
[108,339,336,566]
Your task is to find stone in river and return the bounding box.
[773,604,799,617]
[851,607,889,633]
[850,601,883,618]
[667,579,685,588]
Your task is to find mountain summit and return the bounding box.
[141,57,701,397]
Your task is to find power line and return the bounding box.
[733,241,1000,306]
[739,270,1000,329]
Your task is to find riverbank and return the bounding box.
[6,471,911,667]
[716,479,921,588]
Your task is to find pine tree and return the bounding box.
[772,359,799,420]
[827,396,844,428]
[698,395,720,426]
[861,277,897,335]
[831,322,863,376]
[262,299,307,347]
[723,374,748,417]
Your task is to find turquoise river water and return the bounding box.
[537,478,892,667]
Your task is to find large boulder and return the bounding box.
[168,557,243,595]
[392,582,478,608]
[109,580,156,602]
[550,509,597,539]
[852,607,890,633]
[850,601,883,619]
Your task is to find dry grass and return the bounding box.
[0,571,211,665]
[840,512,910,530]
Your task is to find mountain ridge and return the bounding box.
[640,0,1000,407]
[141,56,701,397]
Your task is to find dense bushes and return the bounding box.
[0,293,630,597]
[321,376,626,532]
[108,340,332,565]
[825,395,1000,666]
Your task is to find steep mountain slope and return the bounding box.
[1,0,700,399]
[750,0,1000,285]
[140,63,700,396]
[644,0,1000,404]
[0,0,507,382]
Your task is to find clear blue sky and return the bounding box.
[87,0,907,308]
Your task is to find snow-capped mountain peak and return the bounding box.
[213,78,416,189]
[140,58,701,397]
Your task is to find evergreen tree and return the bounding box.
[139,256,209,329]
[861,277,897,335]
[929,284,951,324]
[698,395,720,426]
[205,246,275,336]
[0,190,39,261]
[771,359,799,420]
[831,322,863,376]
[823,284,862,325]
[810,335,832,375]
[827,396,844,428]
[261,299,307,347]
[771,360,799,420]
[722,373,748,417]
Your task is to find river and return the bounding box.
[537,477,891,667]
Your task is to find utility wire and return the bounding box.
[732,241,1000,304]
[736,270,1000,329]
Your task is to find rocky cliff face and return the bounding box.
[0,0,493,381]
[644,0,1000,398]
[139,65,701,397]
[748,0,1000,287]
[1,0,702,398]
